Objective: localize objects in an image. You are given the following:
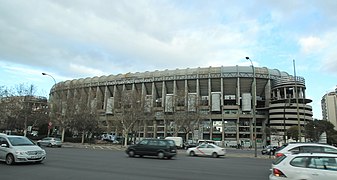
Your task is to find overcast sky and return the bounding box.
[1,0,337,119]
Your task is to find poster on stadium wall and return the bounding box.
[242,93,251,111]
[144,95,153,112]
[188,93,197,111]
[165,94,173,112]
[211,92,221,111]
[106,97,114,114]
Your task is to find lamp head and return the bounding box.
[42,73,47,75]
[245,57,250,60]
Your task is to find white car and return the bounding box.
[269,153,337,180]
[275,142,337,158]
[0,133,46,165]
[186,143,226,158]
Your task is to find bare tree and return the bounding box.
[69,103,99,144]
[112,89,143,147]
[50,83,76,142]
[169,90,203,141]
[0,84,48,136]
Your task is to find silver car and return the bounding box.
[0,133,46,165]
[275,142,337,158]
[37,137,62,147]
[270,153,337,180]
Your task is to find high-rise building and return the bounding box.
[321,87,337,130]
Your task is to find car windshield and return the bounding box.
[8,136,35,146]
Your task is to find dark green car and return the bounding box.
[125,138,177,159]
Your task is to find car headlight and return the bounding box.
[15,150,26,155]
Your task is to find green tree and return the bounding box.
[305,120,337,144]
[287,126,300,142]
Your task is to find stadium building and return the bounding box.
[49,66,313,147]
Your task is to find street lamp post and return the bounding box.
[42,72,57,137]
[42,73,56,86]
[293,60,301,142]
[246,57,257,157]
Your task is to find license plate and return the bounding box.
[30,155,38,159]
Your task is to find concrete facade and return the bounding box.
[321,88,337,130]
[49,66,313,147]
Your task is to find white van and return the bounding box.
[165,137,184,149]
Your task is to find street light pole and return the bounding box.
[283,102,286,144]
[42,72,57,137]
[42,73,56,86]
[246,57,257,157]
[293,60,301,142]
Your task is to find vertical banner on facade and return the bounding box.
[211,92,221,112]
[144,95,153,112]
[91,98,97,113]
[188,93,197,111]
[242,93,252,111]
[106,97,114,114]
[165,94,173,112]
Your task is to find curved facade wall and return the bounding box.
[50,66,313,147]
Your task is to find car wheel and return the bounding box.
[189,151,195,156]
[157,152,164,159]
[212,152,218,158]
[6,154,15,165]
[37,142,41,146]
[48,143,52,147]
[128,150,135,157]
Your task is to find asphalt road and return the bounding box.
[0,147,273,180]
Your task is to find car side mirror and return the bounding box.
[1,143,9,148]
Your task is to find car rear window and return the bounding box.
[272,155,287,165]
[290,156,309,167]
[276,144,288,152]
